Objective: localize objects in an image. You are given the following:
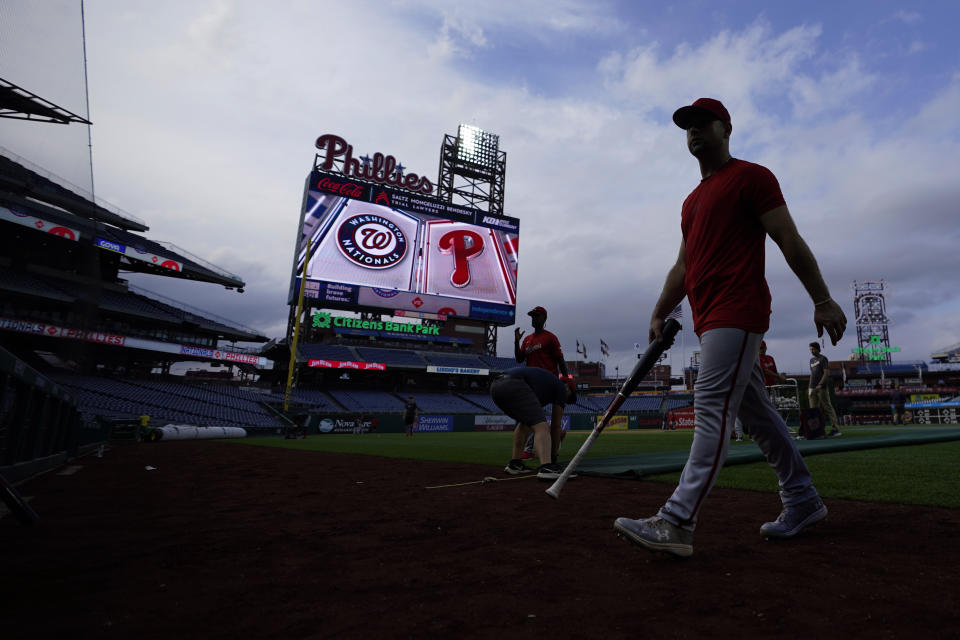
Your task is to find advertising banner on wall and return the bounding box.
[291,170,519,325]
[0,316,270,367]
[307,359,386,370]
[474,414,515,431]
[426,365,489,376]
[595,414,629,431]
[1,205,80,241]
[416,415,454,432]
[668,407,696,429]
[94,238,183,272]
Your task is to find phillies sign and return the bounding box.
[315,134,434,194]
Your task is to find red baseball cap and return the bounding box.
[673,98,731,129]
[528,306,547,317]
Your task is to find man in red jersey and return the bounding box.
[614,98,847,557]
[514,306,571,459]
[515,306,568,377]
[760,340,787,386]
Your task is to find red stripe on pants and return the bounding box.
[688,331,750,518]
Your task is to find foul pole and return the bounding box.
[284,236,310,413]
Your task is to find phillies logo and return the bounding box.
[336,214,407,269]
[317,177,364,198]
[315,134,434,194]
[439,230,484,288]
[48,227,76,240]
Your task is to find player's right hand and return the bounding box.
[514,327,524,342]
[814,299,847,345]
[649,317,665,344]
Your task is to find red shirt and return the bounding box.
[520,330,564,375]
[760,353,780,386]
[681,158,785,336]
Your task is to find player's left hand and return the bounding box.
[815,299,847,345]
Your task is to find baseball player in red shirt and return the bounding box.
[614,98,847,557]
[760,340,787,386]
[515,306,568,377]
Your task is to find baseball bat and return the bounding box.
[0,471,39,526]
[545,317,681,500]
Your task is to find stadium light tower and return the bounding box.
[437,124,509,355]
[852,280,892,366]
[437,124,506,215]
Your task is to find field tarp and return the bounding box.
[576,427,960,478]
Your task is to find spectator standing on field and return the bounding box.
[808,342,841,437]
[613,97,847,557]
[403,396,418,437]
[515,306,571,459]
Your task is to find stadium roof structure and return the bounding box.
[932,342,960,363]
[0,148,146,231]
[0,76,92,125]
[1,152,245,290]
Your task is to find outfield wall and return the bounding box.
[302,411,657,434]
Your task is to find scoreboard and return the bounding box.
[290,170,518,325]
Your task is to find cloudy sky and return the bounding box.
[2,0,959,375]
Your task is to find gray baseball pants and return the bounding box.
[658,328,819,531]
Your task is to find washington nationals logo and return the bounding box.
[336,214,407,269]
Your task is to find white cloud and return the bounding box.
[891,10,922,25]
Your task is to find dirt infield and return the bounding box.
[2,441,959,639]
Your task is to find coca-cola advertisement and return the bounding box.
[291,168,519,325]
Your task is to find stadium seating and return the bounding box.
[354,347,427,367]
[479,355,520,371]
[0,267,75,303]
[406,392,484,413]
[97,289,183,323]
[52,374,285,428]
[619,395,664,411]
[561,402,598,415]
[272,388,343,411]
[327,389,406,411]
[300,343,361,362]
[664,395,694,410]
[459,393,499,412]
[582,395,613,412]
[421,352,489,369]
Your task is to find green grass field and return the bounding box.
[232,425,960,508]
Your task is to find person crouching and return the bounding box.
[490,366,576,480]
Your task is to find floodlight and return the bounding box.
[456,124,499,169]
